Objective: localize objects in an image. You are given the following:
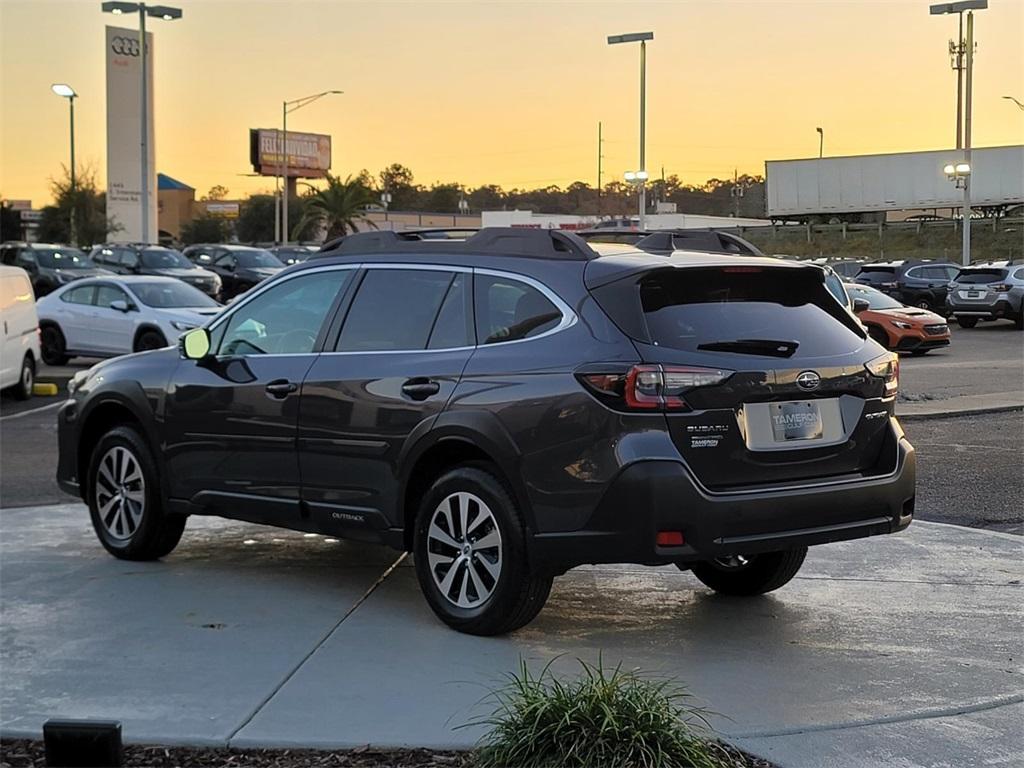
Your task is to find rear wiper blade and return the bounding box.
[696,339,799,357]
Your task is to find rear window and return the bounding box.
[633,267,864,356]
[954,268,1007,284]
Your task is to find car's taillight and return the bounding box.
[991,283,1012,292]
[579,364,733,412]
[866,353,899,397]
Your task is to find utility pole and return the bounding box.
[962,9,974,266]
[951,12,965,149]
[639,37,647,230]
[597,121,603,215]
[731,168,744,218]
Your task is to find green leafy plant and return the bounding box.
[470,657,729,768]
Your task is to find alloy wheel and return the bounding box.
[426,491,503,608]
[21,362,33,393]
[94,446,146,541]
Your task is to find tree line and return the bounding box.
[2,164,766,246]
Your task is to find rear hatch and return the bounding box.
[855,266,898,293]
[587,261,896,490]
[950,267,1009,304]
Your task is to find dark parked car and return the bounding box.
[57,228,915,636]
[0,242,109,297]
[270,245,318,266]
[578,228,764,256]
[89,244,222,300]
[855,260,959,312]
[192,245,284,300]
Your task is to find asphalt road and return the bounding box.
[1,330,1021,533]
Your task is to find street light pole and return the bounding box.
[608,32,654,230]
[816,127,823,159]
[962,9,974,266]
[52,84,77,242]
[281,90,342,244]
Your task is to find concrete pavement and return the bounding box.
[1,504,1021,767]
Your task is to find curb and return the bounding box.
[898,403,1024,421]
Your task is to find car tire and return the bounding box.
[40,324,70,366]
[913,299,932,310]
[413,465,552,636]
[13,354,35,400]
[689,547,807,596]
[910,349,930,356]
[134,330,167,353]
[1015,313,1023,331]
[957,317,978,328]
[867,325,890,348]
[87,426,186,561]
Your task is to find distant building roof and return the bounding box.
[158,173,193,191]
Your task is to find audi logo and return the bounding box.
[110,36,142,57]
[796,371,821,391]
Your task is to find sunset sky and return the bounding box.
[2,0,1022,207]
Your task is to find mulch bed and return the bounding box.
[1,738,774,767]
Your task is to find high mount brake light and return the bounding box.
[722,266,763,273]
[865,353,899,396]
[580,365,733,411]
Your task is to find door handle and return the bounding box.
[265,379,298,398]
[401,378,440,400]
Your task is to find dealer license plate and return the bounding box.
[770,401,824,442]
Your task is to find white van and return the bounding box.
[1,265,42,399]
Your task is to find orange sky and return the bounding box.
[2,0,1022,207]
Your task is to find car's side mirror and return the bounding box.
[224,262,236,272]
[109,299,131,312]
[853,298,870,314]
[180,327,212,360]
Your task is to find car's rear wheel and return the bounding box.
[414,465,552,636]
[913,299,932,310]
[957,317,978,328]
[87,426,186,561]
[40,324,70,366]
[867,325,890,348]
[134,330,167,353]
[689,547,807,596]
[13,354,34,400]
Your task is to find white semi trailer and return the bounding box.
[765,145,1024,222]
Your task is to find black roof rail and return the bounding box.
[316,227,599,260]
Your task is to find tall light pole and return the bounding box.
[816,127,824,159]
[608,32,653,230]
[101,2,183,244]
[52,84,77,243]
[281,90,342,244]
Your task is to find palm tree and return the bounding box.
[295,173,377,240]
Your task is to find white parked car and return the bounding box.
[0,265,42,399]
[35,276,222,365]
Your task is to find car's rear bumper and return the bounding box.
[949,299,1020,320]
[529,421,915,574]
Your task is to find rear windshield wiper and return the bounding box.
[696,339,799,358]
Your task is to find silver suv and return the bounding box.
[947,263,1024,330]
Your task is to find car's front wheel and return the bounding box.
[414,465,552,636]
[40,324,70,366]
[956,317,978,328]
[688,547,807,596]
[87,426,186,561]
[134,330,167,353]
[13,354,34,400]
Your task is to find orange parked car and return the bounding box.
[848,283,950,355]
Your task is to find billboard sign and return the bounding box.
[249,129,331,178]
[106,25,156,242]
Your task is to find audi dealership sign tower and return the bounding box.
[105,26,155,243]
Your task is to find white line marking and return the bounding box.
[0,400,64,421]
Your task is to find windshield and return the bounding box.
[848,285,903,310]
[955,268,1007,284]
[128,281,218,308]
[35,248,91,269]
[235,249,283,268]
[141,248,193,269]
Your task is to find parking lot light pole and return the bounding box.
[931,0,986,266]
[51,84,77,243]
[281,90,342,244]
[101,2,183,245]
[608,32,653,230]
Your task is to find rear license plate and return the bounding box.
[770,401,824,442]
[959,290,985,299]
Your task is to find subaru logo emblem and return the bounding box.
[796,371,821,391]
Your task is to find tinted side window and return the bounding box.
[1014,268,1024,281]
[338,269,454,352]
[218,270,351,356]
[475,275,562,345]
[824,273,848,306]
[119,249,140,268]
[0,247,15,265]
[95,285,128,308]
[214,253,236,268]
[904,267,925,280]
[428,273,473,349]
[61,285,96,305]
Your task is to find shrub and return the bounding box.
[471,658,728,768]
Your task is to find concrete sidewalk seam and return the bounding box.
[725,692,1024,739]
[912,519,1024,542]
[224,552,409,745]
